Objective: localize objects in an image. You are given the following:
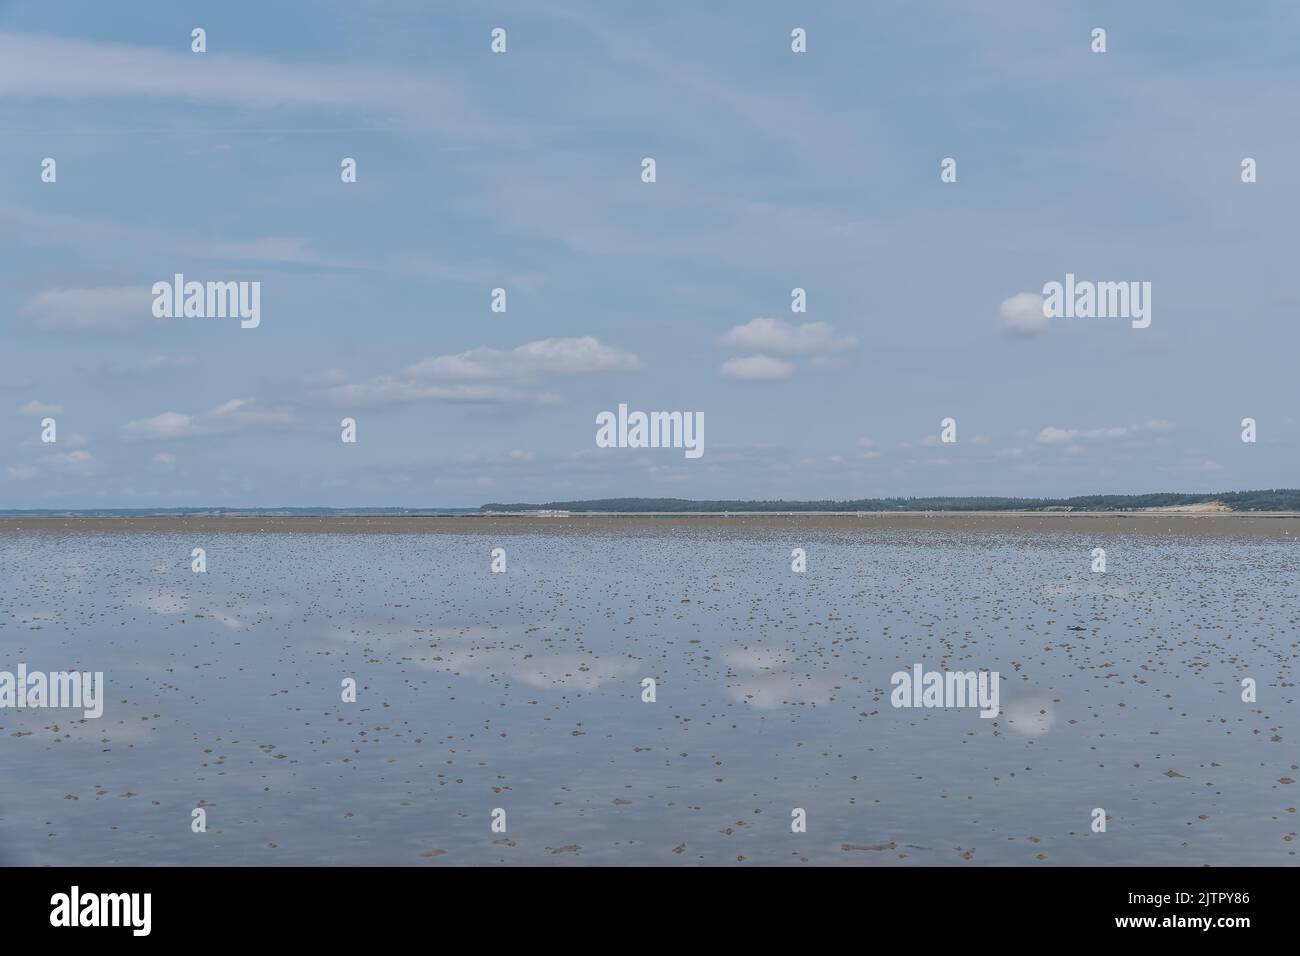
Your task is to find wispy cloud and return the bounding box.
[206,237,322,264]
[16,400,62,415]
[321,380,560,409]
[1037,420,1173,444]
[719,354,794,382]
[21,286,149,332]
[0,31,444,111]
[323,337,641,409]
[122,399,295,441]
[406,337,641,380]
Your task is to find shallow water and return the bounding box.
[1,528,1296,866]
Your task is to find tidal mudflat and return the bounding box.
[1,517,1295,866]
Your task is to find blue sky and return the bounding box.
[2,1,1297,507]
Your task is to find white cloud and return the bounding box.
[48,450,98,475]
[17,400,62,415]
[718,354,795,381]
[720,318,856,355]
[123,412,198,441]
[21,286,148,332]
[323,378,559,409]
[1037,420,1173,444]
[406,336,641,380]
[123,399,294,440]
[213,399,295,427]
[210,399,247,417]
[13,448,103,479]
[1000,291,1048,335]
[324,337,637,408]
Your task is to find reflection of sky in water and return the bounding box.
[0,529,1295,866]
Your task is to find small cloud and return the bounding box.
[1000,292,1048,335]
[49,450,99,475]
[109,355,194,376]
[322,337,635,409]
[205,397,294,428]
[1037,420,1172,444]
[21,286,149,332]
[123,412,198,440]
[721,318,857,355]
[323,379,558,409]
[17,400,62,415]
[124,399,293,440]
[210,399,247,417]
[1196,459,1224,471]
[719,354,795,381]
[406,337,641,380]
[1038,426,1121,444]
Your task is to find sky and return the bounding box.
[2,0,1297,508]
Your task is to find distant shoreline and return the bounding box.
[6,489,1300,520]
[3,511,1297,538]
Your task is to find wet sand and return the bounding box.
[3,512,1299,538]
[2,520,1294,866]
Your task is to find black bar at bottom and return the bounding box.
[1,865,1285,941]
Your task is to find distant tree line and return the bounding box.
[480,490,1300,513]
